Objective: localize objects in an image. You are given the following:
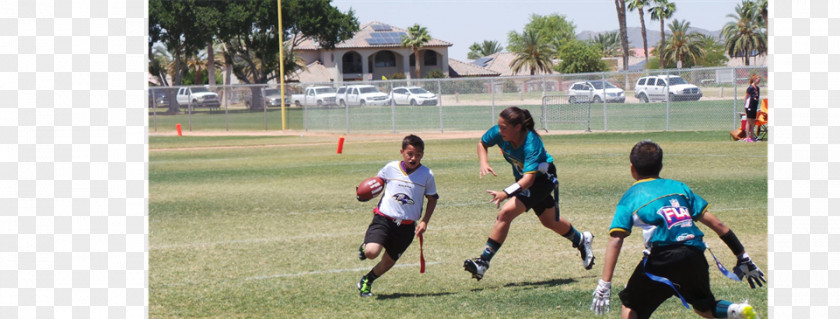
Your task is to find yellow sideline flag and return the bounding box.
[382,75,388,80]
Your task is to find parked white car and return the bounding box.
[567,80,625,104]
[337,85,389,106]
[389,86,438,106]
[176,86,221,109]
[634,75,702,102]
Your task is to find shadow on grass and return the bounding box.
[375,291,454,300]
[466,277,588,292]
[503,277,578,288]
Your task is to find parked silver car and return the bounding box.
[568,80,625,104]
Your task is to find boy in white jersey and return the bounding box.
[357,134,438,297]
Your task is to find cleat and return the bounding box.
[358,243,366,260]
[578,231,595,270]
[464,258,489,281]
[727,301,757,319]
[357,276,373,297]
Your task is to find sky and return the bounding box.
[333,0,745,61]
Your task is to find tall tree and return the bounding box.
[214,0,357,110]
[509,29,555,75]
[661,19,705,68]
[756,0,767,30]
[613,0,630,71]
[468,40,503,59]
[507,13,576,54]
[649,0,676,69]
[627,0,651,68]
[401,24,432,79]
[590,31,622,57]
[721,0,766,66]
[555,40,607,74]
[149,0,210,113]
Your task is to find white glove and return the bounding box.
[590,279,611,315]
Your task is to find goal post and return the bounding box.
[541,94,591,133]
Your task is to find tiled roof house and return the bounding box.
[293,21,453,83]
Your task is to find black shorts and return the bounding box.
[514,163,558,216]
[363,214,416,261]
[618,245,716,319]
[745,101,758,119]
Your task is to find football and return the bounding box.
[356,177,385,202]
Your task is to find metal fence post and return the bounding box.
[262,86,267,131]
[151,89,157,132]
[391,92,396,134]
[437,80,443,132]
[602,74,608,131]
[666,72,672,131]
[732,68,738,129]
[188,88,192,131]
[224,85,229,131]
[345,97,350,134]
[490,79,495,125]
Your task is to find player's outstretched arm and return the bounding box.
[477,142,496,178]
[591,233,626,315]
[698,211,766,288]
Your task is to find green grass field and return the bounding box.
[149,131,767,318]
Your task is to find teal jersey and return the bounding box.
[609,178,709,250]
[481,125,554,180]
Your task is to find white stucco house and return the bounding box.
[290,21,453,83]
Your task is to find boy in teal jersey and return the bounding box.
[464,106,595,281]
[590,140,766,319]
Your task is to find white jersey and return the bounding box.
[376,161,437,221]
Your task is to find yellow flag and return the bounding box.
[381,75,388,81]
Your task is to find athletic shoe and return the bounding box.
[727,301,758,319]
[744,138,755,143]
[464,258,489,281]
[358,243,366,260]
[578,231,595,270]
[357,275,373,297]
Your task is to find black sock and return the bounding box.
[366,269,379,282]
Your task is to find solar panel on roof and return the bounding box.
[366,32,407,45]
[371,24,392,31]
[473,57,493,67]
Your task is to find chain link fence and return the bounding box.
[148,66,767,134]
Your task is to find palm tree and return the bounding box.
[590,31,622,57]
[468,40,503,59]
[282,41,308,80]
[150,43,172,86]
[627,0,651,68]
[649,0,676,68]
[613,0,630,70]
[661,19,705,68]
[756,0,767,30]
[401,24,432,79]
[721,1,766,66]
[509,29,555,75]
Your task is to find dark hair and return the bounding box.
[499,106,536,134]
[630,140,663,177]
[402,134,424,151]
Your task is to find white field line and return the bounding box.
[245,261,444,280]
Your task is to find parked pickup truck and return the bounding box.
[176,86,221,109]
[336,85,389,106]
[290,86,337,106]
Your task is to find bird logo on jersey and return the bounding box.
[658,199,693,229]
[392,193,415,205]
